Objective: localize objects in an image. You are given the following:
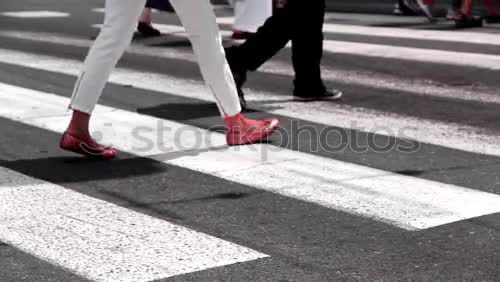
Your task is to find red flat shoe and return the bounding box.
[59,132,117,160]
[225,113,280,146]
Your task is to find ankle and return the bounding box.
[65,128,91,140]
[66,110,91,139]
[225,113,242,122]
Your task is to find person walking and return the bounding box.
[60,0,280,159]
[225,0,342,109]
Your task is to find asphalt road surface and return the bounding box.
[0,0,499,281]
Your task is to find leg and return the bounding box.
[461,0,473,16]
[482,0,499,16]
[416,0,435,21]
[226,6,292,72]
[224,3,292,108]
[290,0,326,94]
[69,0,146,114]
[139,7,153,24]
[170,0,241,117]
[451,0,463,9]
[170,0,280,144]
[62,0,146,159]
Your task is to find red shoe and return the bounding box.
[225,113,280,145]
[59,132,117,160]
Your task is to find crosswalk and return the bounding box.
[1,5,500,281]
[0,11,70,18]
[0,166,266,282]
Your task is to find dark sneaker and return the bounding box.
[137,22,161,37]
[455,16,483,28]
[294,88,343,101]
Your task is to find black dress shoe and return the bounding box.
[137,22,161,37]
[294,88,343,101]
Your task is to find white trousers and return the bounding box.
[232,0,273,32]
[69,0,241,117]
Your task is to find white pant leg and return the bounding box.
[69,0,146,114]
[170,0,241,117]
[233,0,273,33]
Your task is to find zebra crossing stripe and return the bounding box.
[92,23,235,38]
[215,16,500,47]
[0,166,267,282]
[322,40,500,70]
[99,22,500,69]
[1,30,499,106]
[0,47,499,158]
[63,7,500,46]
[0,11,70,18]
[1,82,500,231]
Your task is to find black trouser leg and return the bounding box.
[226,6,292,72]
[225,0,326,95]
[290,0,326,94]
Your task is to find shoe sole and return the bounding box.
[293,91,343,102]
[60,133,117,160]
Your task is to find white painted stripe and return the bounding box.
[2,30,499,107]
[90,11,500,46]
[323,40,500,70]
[218,13,433,27]
[0,167,267,282]
[92,23,235,38]
[1,82,500,231]
[93,22,500,70]
[92,5,226,14]
[217,16,500,47]
[91,8,106,13]
[0,47,499,158]
[92,7,158,14]
[0,11,70,18]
